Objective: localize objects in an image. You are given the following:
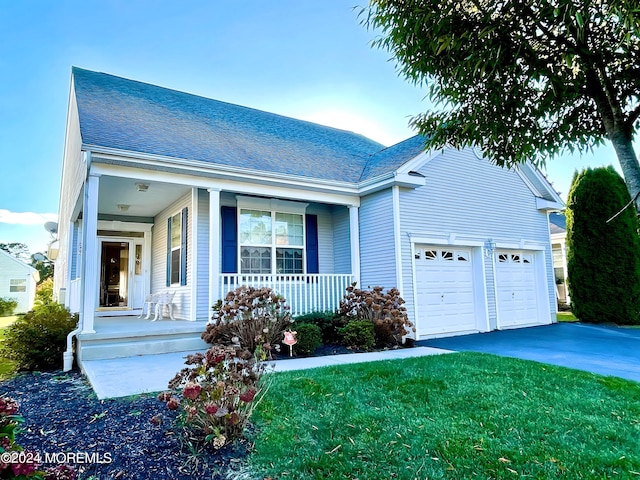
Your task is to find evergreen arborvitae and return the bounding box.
[566,166,640,324]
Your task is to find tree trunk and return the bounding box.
[609,129,640,210]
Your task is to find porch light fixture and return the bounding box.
[117,204,130,212]
[135,183,149,192]
[484,238,496,257]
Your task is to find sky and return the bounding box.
[0,0,626,255]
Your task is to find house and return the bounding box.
[0,250,39,314]
[549,212,570,305]
[53,68,564,370]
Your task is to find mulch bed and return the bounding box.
[0,372,250,480]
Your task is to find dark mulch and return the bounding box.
[0,372,251,480]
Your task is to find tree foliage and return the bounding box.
[566,166,640,324]
[364,1,640,200]
[0,242,30,263]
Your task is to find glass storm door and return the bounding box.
[98,240,134,309]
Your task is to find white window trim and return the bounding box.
[9,279,27,293]
[169,210,183,286]
[236,197,309,275]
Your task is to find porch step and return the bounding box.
[78,330,209,361]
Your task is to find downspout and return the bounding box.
[63,151,92,372]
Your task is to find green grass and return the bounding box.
[250,353,640,479]
[0,316,18,379]
[556,311,577,322]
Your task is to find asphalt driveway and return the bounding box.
[419,323,640,383]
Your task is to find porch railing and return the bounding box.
[69,278,81,314]
[218,274,353,316]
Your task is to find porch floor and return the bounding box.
[79,315,208,340]
[82,346,453,399]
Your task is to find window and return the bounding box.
[9,279,26,293]
[167,209,187,286]
[239,208,305,274]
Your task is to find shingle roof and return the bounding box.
[73,68,421,183]
[549,212,566,234]
[360,135,427,181]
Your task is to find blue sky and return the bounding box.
[0,1,622,254]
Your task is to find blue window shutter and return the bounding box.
[180,207,188,286]
[221,206,237,273]
[166,216,172,287]
[305,214,319,274]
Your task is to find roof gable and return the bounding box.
[72,68,385,183]
[0,249,37,274]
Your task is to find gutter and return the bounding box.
[62,150,92,371]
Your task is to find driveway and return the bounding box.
[419,323,640,383]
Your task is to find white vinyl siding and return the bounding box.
[196,188,210,320]
[359,189,396,289]
[54,81,85,300]
[152,193,192,320]
[399,148,555,332]
[331,205,351,274]
[0,253,37,314]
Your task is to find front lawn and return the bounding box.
[556,311,577,322]
[250,352,640,479]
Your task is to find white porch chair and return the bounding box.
[152,291,176,321]
[139,294,158,319]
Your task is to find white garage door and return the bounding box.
[415,246,477,336]
[495,251,539,328]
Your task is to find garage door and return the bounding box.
[495,251,539,328]
[415,246,477,336]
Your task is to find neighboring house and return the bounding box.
[549,212,570,305]
[53,68,564,369]
[0,250,39,314]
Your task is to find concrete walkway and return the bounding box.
[420,322,640,383]
[82,346,452,399]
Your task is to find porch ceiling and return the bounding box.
[98,176,191,217]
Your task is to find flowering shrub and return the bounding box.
[159,344,270,449]
[202,286,292,356]
[339,285,415,347]
[0,396,76,479]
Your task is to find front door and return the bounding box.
[98,240,134,309]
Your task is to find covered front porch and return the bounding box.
[64,161,361,340]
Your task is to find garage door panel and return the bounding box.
[415,246,478,336]
[496,250,539,328]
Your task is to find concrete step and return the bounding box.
[78,331,209,361]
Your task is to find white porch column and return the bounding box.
[80,174,99,334]
[349,205,361,285]
[208,188,221,313]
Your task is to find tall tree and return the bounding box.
[0,242,30,263]
[566,166,640,324]
[364,1,640,202]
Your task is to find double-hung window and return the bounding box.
[166,208,188,286]
[9,279,26,293]
[238,199,306,275]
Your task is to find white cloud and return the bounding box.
[0,210,58,226]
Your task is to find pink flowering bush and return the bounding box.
[0,396,76,480]
[159,344,270,450]
[202,286,292,356]
[339,284,415,347]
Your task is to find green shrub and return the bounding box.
[293,311,342,344]
[35,277,54,306]
[566,167,640,324]
[202,286,292,356]
[292,323,322,355]
[338,320,375,351]
[0,297,18,317]
[339,285,415,346]
[2,303,78,371]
